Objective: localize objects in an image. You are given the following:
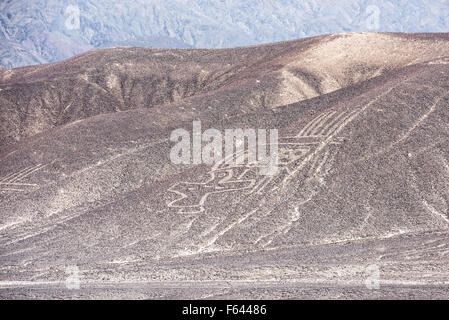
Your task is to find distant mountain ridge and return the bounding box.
[0,0,449,68]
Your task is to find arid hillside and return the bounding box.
[1,32,449,299]
[1,32,449,147]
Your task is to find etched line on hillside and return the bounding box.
[284,82,406,185]
[320,109,358,136]
[354,91,449,164]
[0,165,38,183]
[167,169,256,214]
[297,111,331,136]
[0,164,45,193]
[166,106,363,254]
[423,200,449,225]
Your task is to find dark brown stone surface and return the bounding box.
[1,32,449,299]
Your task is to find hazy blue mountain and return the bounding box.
[1,0,448,68]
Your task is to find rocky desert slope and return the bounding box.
[2,32,449,147]
[0,32,449,299]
